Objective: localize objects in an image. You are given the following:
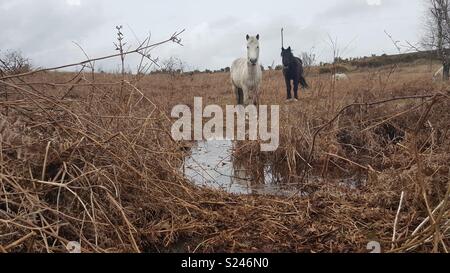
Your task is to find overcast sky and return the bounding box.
[0,0,426,71]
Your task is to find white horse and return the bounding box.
[332,73,349,81]
[231,34,262,105]
[433,66,444,81]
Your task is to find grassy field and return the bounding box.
[0,62,449,253]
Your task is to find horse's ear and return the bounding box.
[288,46,291,51]
[256,34,260,40]
[246,34,250,41]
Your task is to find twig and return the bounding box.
[306,93,447,165]
[324,153,380,173]
[392,191,405,250]
[0,29,185,80]
[4,232,35,251]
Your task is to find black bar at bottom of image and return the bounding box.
[0,253,445,272]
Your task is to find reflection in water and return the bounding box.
[183,140,297,195]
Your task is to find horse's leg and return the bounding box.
[300,75,309,89]
[285,78,292,100]
[233,86,240,104]
[239,88,245,105]
[293,79,299,100]
[237,87,243,105]
[253,87,260,106]
[234,86,244,105]
[242,87,250,105]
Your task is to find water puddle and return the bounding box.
[183,140,296,195]
[183,140,366,196]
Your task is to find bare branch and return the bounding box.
[0,29,185,81]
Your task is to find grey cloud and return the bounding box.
[0,0,424,71]
[1,0,110,66]
[162,15,327,70]
[316,0,388,22]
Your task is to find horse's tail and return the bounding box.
[299,76,309,89]
[296,58,309,89]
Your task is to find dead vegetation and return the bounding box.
[0,40,449,253]
[235,67,450,253]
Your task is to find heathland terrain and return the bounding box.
[0,59,449,252]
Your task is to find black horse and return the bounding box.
[281,47,309,100]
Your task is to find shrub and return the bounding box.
[0,50,32,75]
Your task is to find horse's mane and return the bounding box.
[282,47,295,58]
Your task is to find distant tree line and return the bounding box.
[4,48,437,78]
[317,50,440,69]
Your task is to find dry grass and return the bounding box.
[0,61,449,253]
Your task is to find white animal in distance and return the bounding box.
[231,34,262,105]
[332,73,349,81]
